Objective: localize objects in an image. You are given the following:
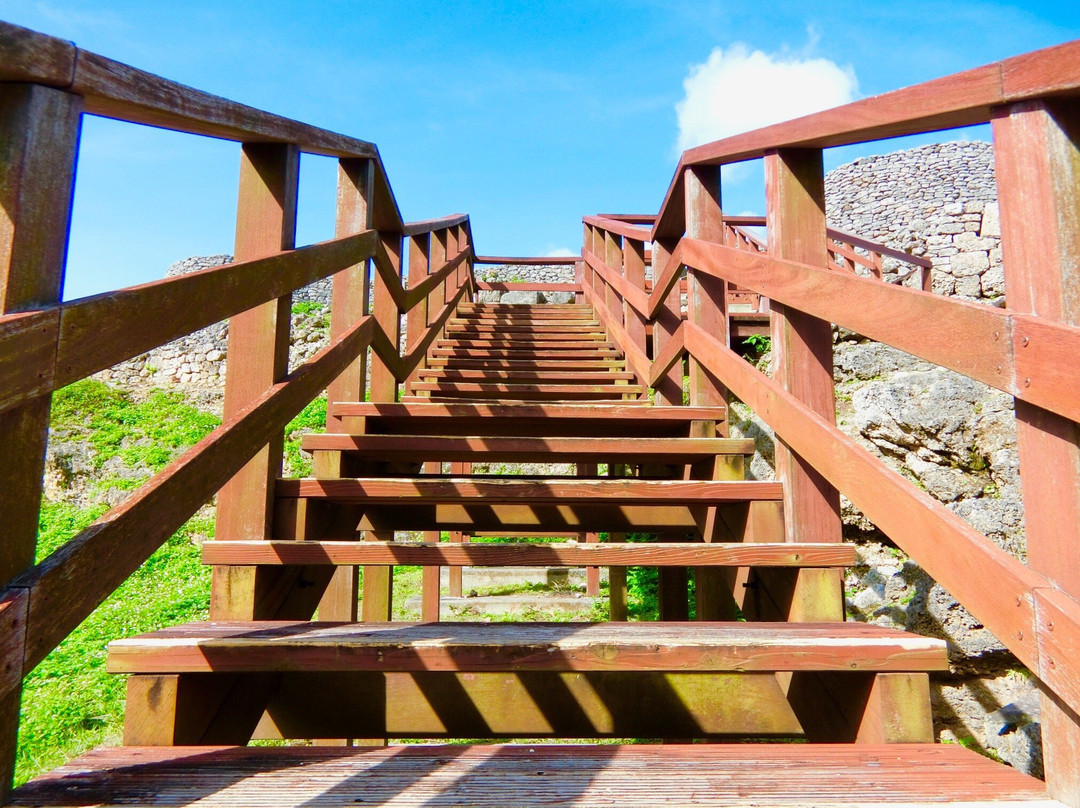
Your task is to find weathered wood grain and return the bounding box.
[203,541,854,567]
[8,316,374,672]
[277,477,783,504]
[682,320,1080,718]
[0,309,59,416]
[106,621,948,674]
[54,231,375,389]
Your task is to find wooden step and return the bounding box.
[447,322,602,332]
[410,382,645,400]
[275,477,782,505]
[16,744,1056,808]
[107,621,947,674]
[330,402,726,437]
[427,358,627,370]
[417,369,637,382]
[436,338,614,349]
[301,435,752,463]
[203,540,855,567]
[401,395,644,405]
[430,349,622,360]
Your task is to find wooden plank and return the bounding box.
[0,591,28,703]
[107,621,948,674]
[277,477,783,504]
[353,504,705,533]
[0,84,81,803]
[582,215,652,241]
[994,98,1080,807]
[682,320,1080,718]
[333,402,726,420]
[203,541,855,567]
[212,143,298,622]
[678,237,1080,424]
[0,308,59,416]
[54,230,376,389]
[404,231,430,385]
[401,213,469,236]
[255,670,802,739]
[419,370,636,382]
[685,166,728,411]
[58,37,379,159]
[473,255,579,265]
[369,233,402,401]
[0,21,76,86]
[301,435,754,463]
[324,158,374,435]
[8,316,374,673]
[473,282,580,292]
[582,248,650,316]
[410,383,645,400]
[765,149,842,548]
[13,743,1056,808]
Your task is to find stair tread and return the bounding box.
[301,435,753,460]
[331,403,725,419]
[107,621,948,674]
[14,744,1056,808]
[276,477,782,503]
[202,540,856,567]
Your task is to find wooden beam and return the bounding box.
[277,477,783,505]
[324,158,374,434]
[0,83,81,802]
[682,320,1080,719]
[203,541,855,567]
[107,621,948,675]
[6,316,373,675]
[994,97,1080,808]
[765,149,842,550]
[212,143,299,621]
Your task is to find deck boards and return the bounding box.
[13,744,1058,807]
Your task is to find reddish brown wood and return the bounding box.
[55,231,375,390]
[13,743,1057,808]
[765,149,842,549]
[212,143,299,621]
[682,320,1080,717]
[107,621,948,675]
[325,159,374,434]
[401,214,469,236]
[0,310,59,416]
[0,83,81,802]
[278,477,782,504]
[12,317,374,674]
[369,233,403,402]
[203,541,854,567]
[404,231,431,384]
[994,97,1080,806]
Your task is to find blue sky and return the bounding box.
[1,0,1077,299]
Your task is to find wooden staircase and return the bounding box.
[18,299,1050,806]
[6,22,1079,808]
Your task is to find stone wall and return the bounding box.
[825,141,1003,301]
[475,263,577,304]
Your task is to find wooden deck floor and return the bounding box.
[13,744,1059,807]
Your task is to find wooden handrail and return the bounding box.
[474,255,580,265]
[0,231,378,416]
[652,39,1080,238]
[0,21,378,160]
[6,315,375,674]
[402,214,470,236]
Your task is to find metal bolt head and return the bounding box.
[1021,336,1030,347]
[1024,377,1031,388]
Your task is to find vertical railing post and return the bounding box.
[0,83,82,802]
[651,239,683,405]
[405,231,432,384]
[212,142,299,620]
[316,157,375,626]
[430,229,448,319]
[993,99,1080,808]
[362,222,403,621]
[623,237,648,364]
[603,230,623,326]
[369,231,402,403]
[764,149,843,560]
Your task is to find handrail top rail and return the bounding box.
[652,37,1080,239]
[474,255,579,265]
[402,214,470,236]
[0,20,377,160]
[585,214,933,270]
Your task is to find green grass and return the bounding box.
[17,380,221,786]
[283,396,327,477]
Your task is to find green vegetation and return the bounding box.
[18,381,221,786]
[741,334,771,362]
[283,396,327,476]
[291,300,326,316]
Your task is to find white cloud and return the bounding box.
[544,246,577,258]
[675,43,858,152]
